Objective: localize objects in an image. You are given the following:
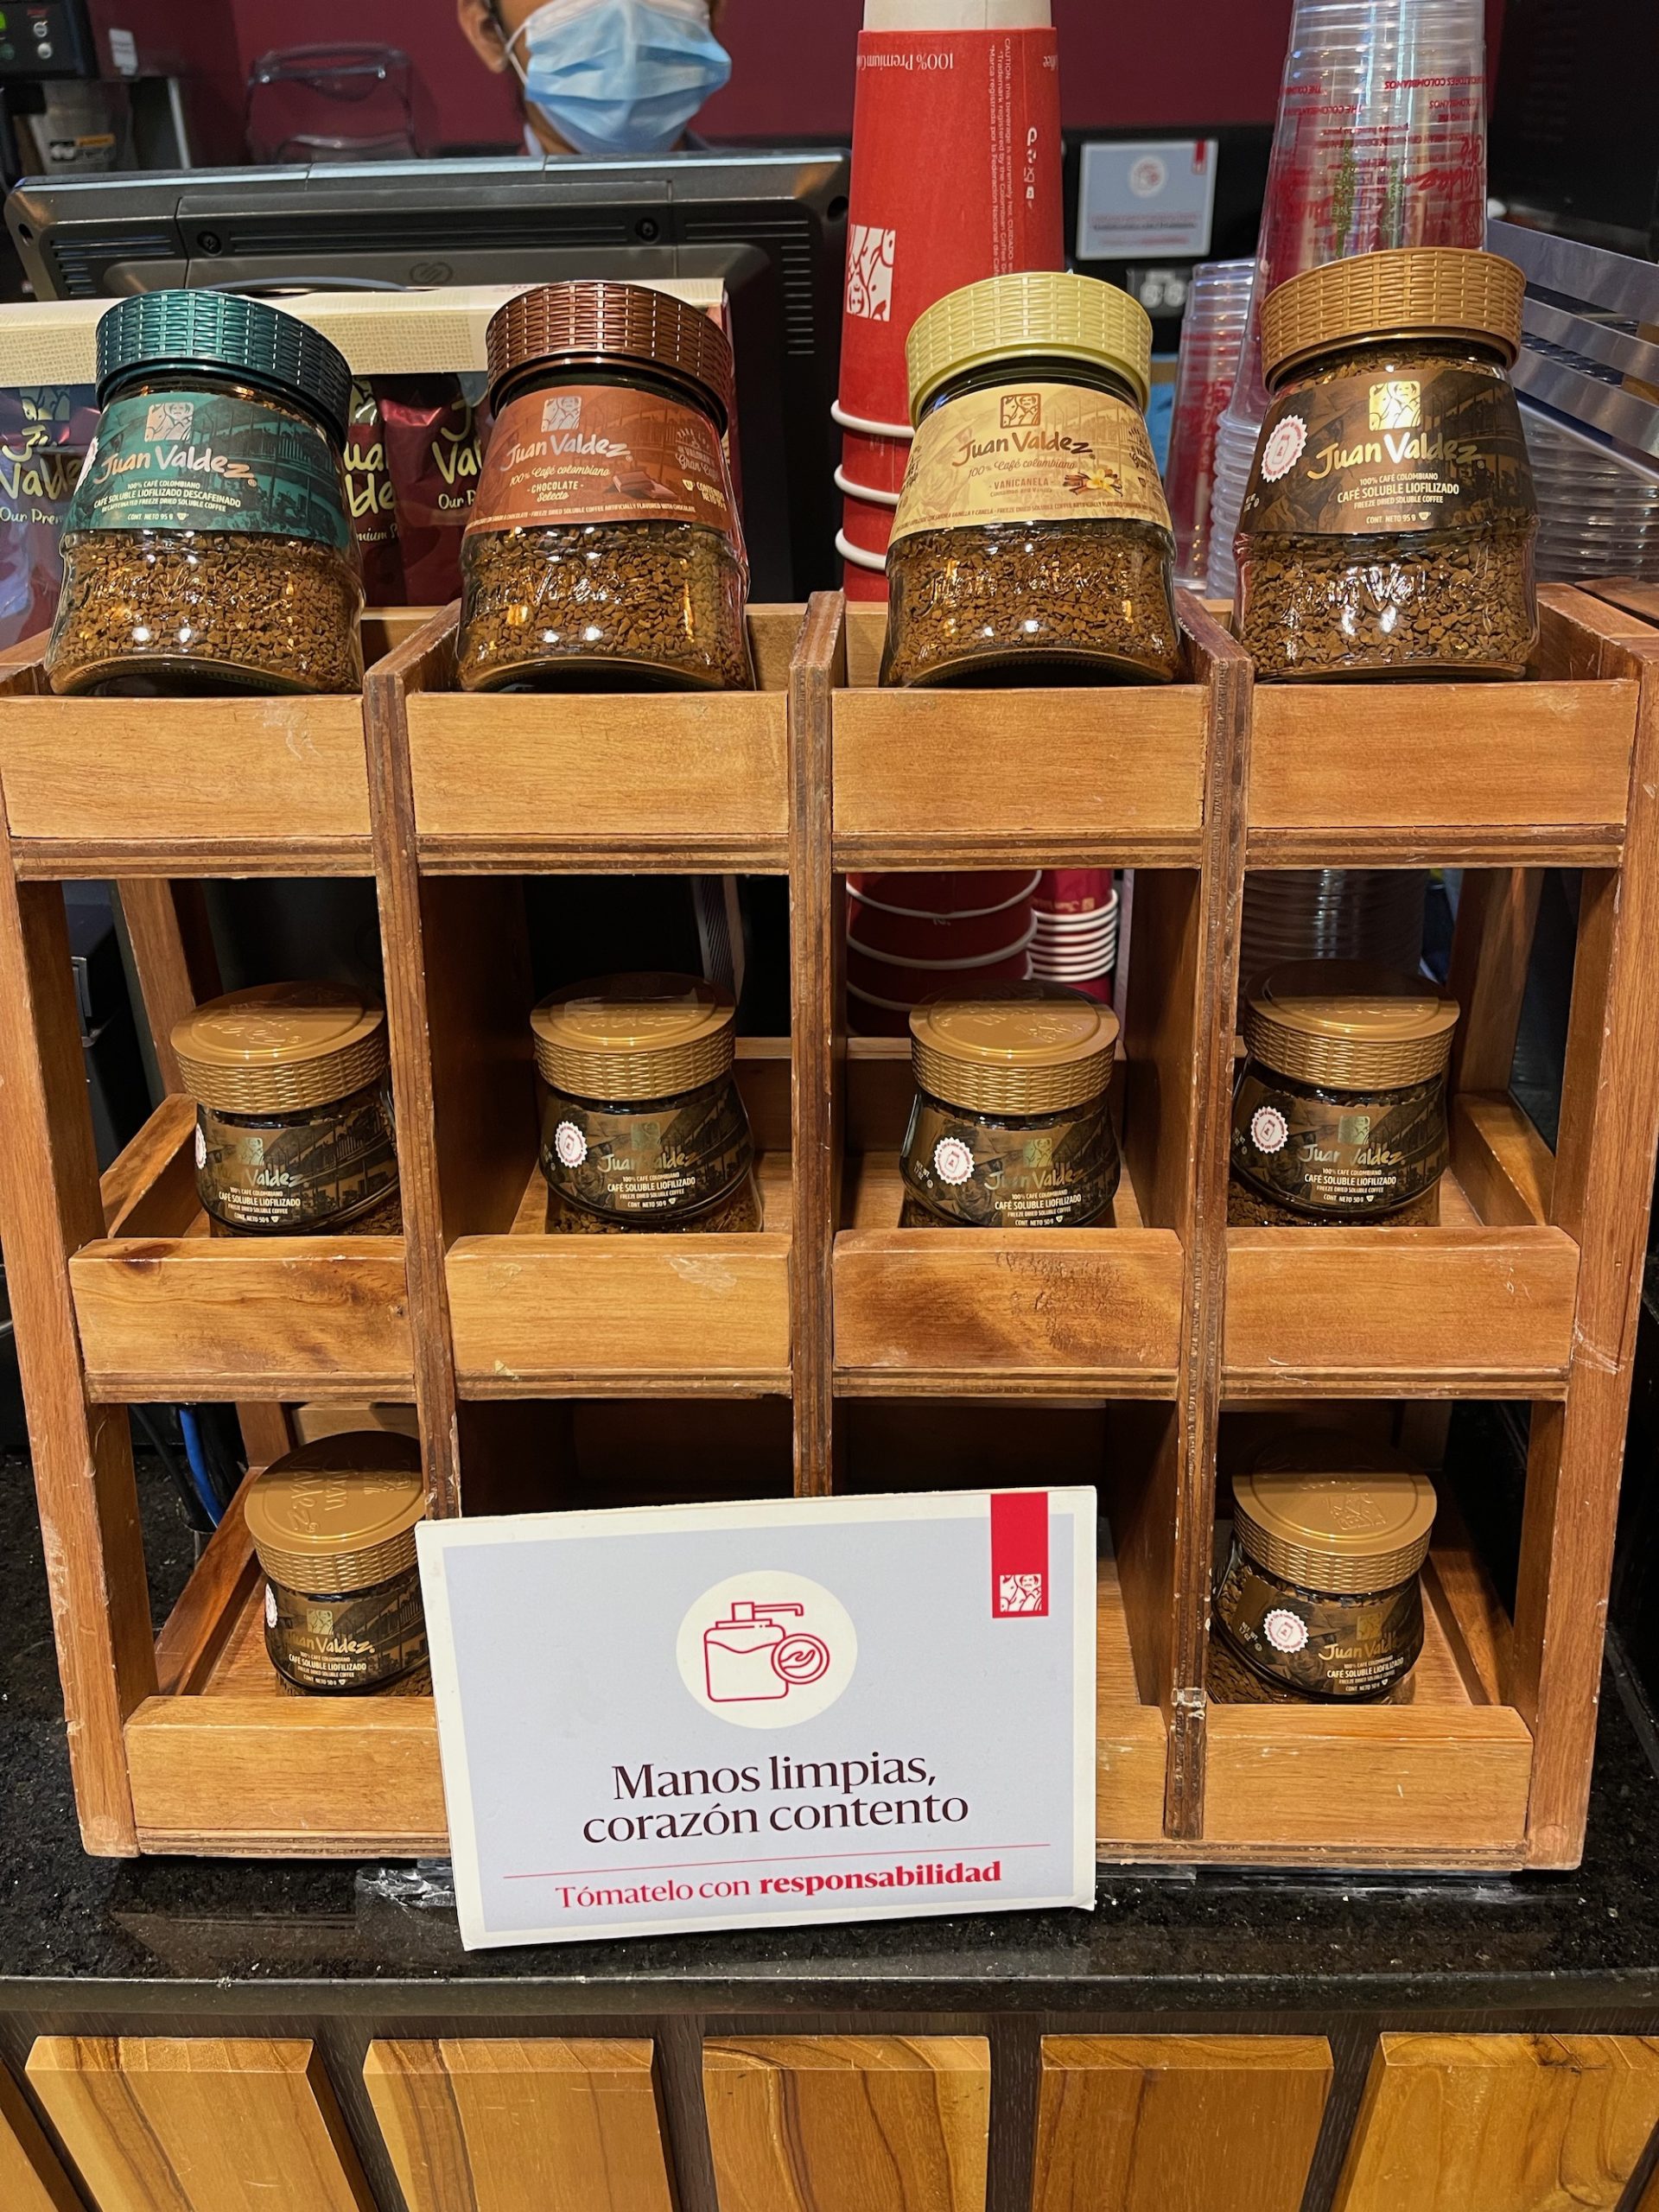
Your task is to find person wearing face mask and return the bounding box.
[457,0,733,158]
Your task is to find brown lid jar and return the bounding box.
[245,1431,428,1694]
[1236,246,1538,683]
[456,280,751,694]
[900,981,1122,1229]
[1213,1429,1438,1702]
[881,271,1180,689]
[530,973,758,1232]
[1230,959,1458,1227]
[172,982,399,1236]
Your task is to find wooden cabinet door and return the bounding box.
[26,2037,375,2212]
[364,2037,675,2212]
[703,2035,989,2212]
[1334,2034,1659,2212]
[1032,2035,1332,2212]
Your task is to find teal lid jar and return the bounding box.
[47,289,363,696]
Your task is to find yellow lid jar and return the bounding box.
[881,272,1180,689]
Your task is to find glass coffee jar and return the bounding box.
[245,1432,428,1694]
[457,281,752,691]
[173,982,400,1236]
[1230,960,1459,1227]
[882,271,1181,688]
[1236,247,1538,681]
[1211,1431,1437,1703]
[900,982,1121,1229]
[48,289,362,696]
[531,972,760,1232]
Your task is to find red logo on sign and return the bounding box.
[990,1492,1049,1618]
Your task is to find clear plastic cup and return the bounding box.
[1207,0,1487,596]
[1164,261,1254,591]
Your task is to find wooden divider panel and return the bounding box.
[365,2038,675,2212]
[1032,2036,1332,2212]
[0,2064,80,2212]
[703,2037,989,2212]
[1332,2034,1659,2212]
[27,2037,376,2212]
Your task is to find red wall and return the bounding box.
[226,0,1507,155]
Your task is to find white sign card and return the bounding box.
[419,1487,1096,1948]
[1077,137,1219,262]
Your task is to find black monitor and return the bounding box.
[5,150,849,598]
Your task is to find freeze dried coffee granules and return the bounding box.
[458,518,750,691]
[884,518,1179,687]
[50,531,363,695]
[1236,251,1538,682]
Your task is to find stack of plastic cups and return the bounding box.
[835,0,1064,600]
[1028,871,1118,1005]
[1238,870,1430,1015]
[1524,404,1659,584]
[1164,262,1254,593]
[846,872,1039,1035]
[1206,0,1489,600]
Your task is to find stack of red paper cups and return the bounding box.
[1028,870,1119,1004]
[836,0,1064,599]
[846,871,1039,1035]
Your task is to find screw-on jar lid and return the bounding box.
[245,1431,425,1596]
[1260,247,1526,387]
[1244,960,1459,1091]
[906,270,1154,421]
[485,279,737,429]
[531,972,737,1101]
[172,982,389,1116]
[1233,1430,1437,1596]
[94,289,353,443]
[910,981,1119,1116]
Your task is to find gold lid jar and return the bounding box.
[530,972,758,1231]
[1230,959,1459,1226]
[1213,1429,1437,1702]
[172,982,399,1236]
[900,982,1122,1229]
[1237,246,1538,683]
[881,271,1179,689]
[245,1431,428,1694]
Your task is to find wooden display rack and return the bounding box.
[0,585,1655,1872]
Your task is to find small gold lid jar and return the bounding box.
[530,972,757,1230]
[1230,959,1459,1226]
[172,982,398,1235]
[901,982,1122,1229]
[1213,1429,1438,1703]
[245,1431,428,1694]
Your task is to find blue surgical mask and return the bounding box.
[506,0,732,157]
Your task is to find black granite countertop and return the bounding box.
[7,1450,1659,2018]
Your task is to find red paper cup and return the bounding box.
[849,869,1040,919]
[849,911,1035,972]
[1033,868,1115,917]
[847,982,915,1036]
[840,23,1064,429]
[847,941,1032,1005]
[840,490,897,561]
[835,417,912,496]
[848,896,1035,961]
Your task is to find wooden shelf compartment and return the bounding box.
[833,1041,1183,1397]
[374,605,803,874]
[70,1097,413,1402]
[446,1040,794,1399]
[1224,1093,1578,1401]
[830,594,1234,871]
[1246,586,1643,867]
[0,613,427,880]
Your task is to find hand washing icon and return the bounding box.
[703,1600,832,1704]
